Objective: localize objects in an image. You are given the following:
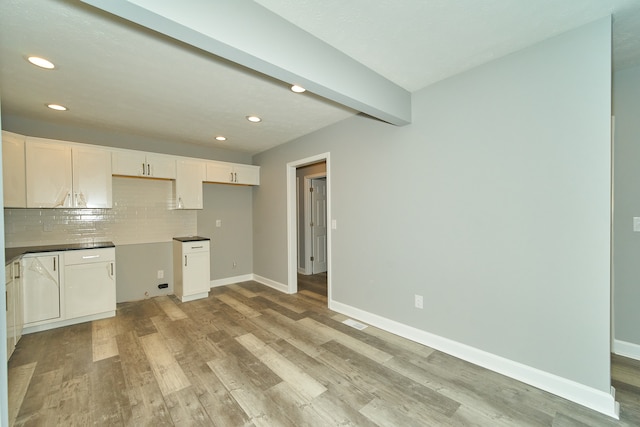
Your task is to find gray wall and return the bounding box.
[253,18,612,393]
[0,95,10,427]
[116,242,174,302]
[297,162,326,270]
[198,183,253,280]
[613,64,640,346]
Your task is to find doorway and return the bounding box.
[299,169,327,275]
[286,153,331,302]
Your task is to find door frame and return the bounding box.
[286,153,331,300]
[303,172,327,275]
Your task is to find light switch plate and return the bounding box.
[634,217,640,232]
[216,219,222,228]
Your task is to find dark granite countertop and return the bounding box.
[5,241,115,265]
[173,236,210,242]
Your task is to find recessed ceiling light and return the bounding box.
[246,115,262,123]
[27,56,55,69]
[291,85,306,93]
[215,136,227,141]
[47,104,68,111]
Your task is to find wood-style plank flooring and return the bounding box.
[7,274,640,426]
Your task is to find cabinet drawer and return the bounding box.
[183,241,209,254]
[64,248,115,265]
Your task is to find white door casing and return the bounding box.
[286,153,331,299]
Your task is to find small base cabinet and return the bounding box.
[173,237,210,302]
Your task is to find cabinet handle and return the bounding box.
[53,257,56,272]
[185,255,188,267]
[82,255,100,259]
[110,262,114,277]
[191,246,203,249]
[13,261,20,279]
[147,163,151,176]
[229,172,233,182]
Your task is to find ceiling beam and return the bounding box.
[81,0,412,126]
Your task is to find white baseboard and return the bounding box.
[329,299,619,420]
[23,311,116,334]
[613,339,640,361]
[210,274,254,288]
[252,274,289,293]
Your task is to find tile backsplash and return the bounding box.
[4,177,197,247]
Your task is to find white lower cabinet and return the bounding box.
[64,248,116,319]
[5,260,24,361]
[173,239,210,302]
[21,247,116,333]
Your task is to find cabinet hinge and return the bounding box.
[310,256,314,262]
[309,187,314,192]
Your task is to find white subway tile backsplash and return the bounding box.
[4,177,197,247]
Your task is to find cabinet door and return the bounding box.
[184,250,210,295]
[233,164,260,185]
[2,131,26,207]
[205,161,233,183]
[22,255,60,324]
[111,150,146,176]
[147,153,176,179]
[65,261,115,319]
[73,146,113,208]
[13,261,23,344]
[175,159,204,209]
[6,264,15,360]
[26,139,73,208]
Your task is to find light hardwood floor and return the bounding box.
[7,275,640,426]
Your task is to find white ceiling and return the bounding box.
[1,0,640,155]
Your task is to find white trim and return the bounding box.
[297,267,307,275]
[253,274,289,293]
[613,339,640,361]
[23,311,115,334]
[329,299,620,420]
[286,153,332,301]
[179,292,209,302]
[210,274,254,288]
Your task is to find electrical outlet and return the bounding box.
[216,219,222,227]
[157,270,164,279]
[232,261,237,269]
[414,294,423,309]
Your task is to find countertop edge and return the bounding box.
[5,242,116,265]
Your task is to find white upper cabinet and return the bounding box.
[26,137,112,208]
[72,145,113,208]
[2,131,27,208]
[205,161,260,185]
[112,150,176,179]
[26,138,73,208]
[175,159,205,209]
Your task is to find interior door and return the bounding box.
[311,178,328,274]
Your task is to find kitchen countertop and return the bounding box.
[5,241,115,265]
[173,236,210,242]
